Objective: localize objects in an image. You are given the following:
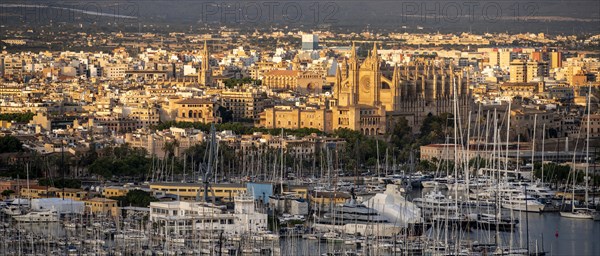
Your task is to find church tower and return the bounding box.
[198,40,211,86]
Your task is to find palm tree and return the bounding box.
[162,139,179,159]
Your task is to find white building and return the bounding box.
[149,192,267,237]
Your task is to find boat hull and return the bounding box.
[14,215,59,222]
[559,211,593,219]
[501,202,545,213]
[312,222,425,237]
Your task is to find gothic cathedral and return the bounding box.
[332,42,471,135]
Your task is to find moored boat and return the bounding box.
[13,209,59,222]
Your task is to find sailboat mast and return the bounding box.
[453,77,459,202]
[505,100,512,174]
[541,123,546,184]
[280,129,284,194]
[585,84,591,207]
[532,114,537,181]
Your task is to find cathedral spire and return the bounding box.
[335,65,343,86]
[350,41,357,61]
[372,42,378,59]
[202,40,209,70]
[392,64,399,85]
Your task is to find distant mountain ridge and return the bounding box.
[1,0,598,34]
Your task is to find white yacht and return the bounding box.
[422,176,452,189]
[421,180,439,188]
[363,184,425,235]
[528,186,555,199]
[500,194,545,213]
[13,209,59,222]
[511,183,556,200]
[313,199,400,236]
[413,190,458,214]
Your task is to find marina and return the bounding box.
[1,182,599,255]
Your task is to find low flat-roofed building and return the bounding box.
[419,144,457,162]
[85,197,119,217]
[103,186,129,198]
[149,183,246,202]
[310,191,351,209]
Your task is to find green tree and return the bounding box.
[88,145,151,179]
[0,112,34,122]
[111,189,157,207]
[417,160,436,173]
[418,112,453,146]
[533,162,571,186]
[217,106,234,123]
[0,135,23,153]
[390,117,416,161]
[1,190,15,197]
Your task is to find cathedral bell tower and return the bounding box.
[198,40,211,86]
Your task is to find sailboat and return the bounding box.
[560,85,600,220]
[560,207,599,219]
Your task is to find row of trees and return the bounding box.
[93,113,456,179]
[390,113,453,161]
[88,145,151,179]
[0,112,34,123]
[223,77,261,88]
[0,112,467,181]
[533,162,600,187]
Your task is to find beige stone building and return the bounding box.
[260,106,333,132]
[550,51,562,69]
[509,60,527,83]
[103,64,128,80]
[248,61,288,80]
[262,70,299,90]
[124,127,204,158]
[262,70,323,93]
[510,108,557,141]
[3,56,23,78]
[85,198,119,217]
[94,116,140,133]
[219,90,268,121]
[583,114,600,138]
[129,106,160,127]
[499,82,544,98]
[526,61,548,82]
[174,98,220,123]
[420,144,457,162]
[30,112,52,131]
